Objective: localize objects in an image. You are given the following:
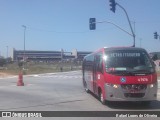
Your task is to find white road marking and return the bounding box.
[26,70,80,77]
[33,74,82,79]
[0,76,17,80]
[0,83,34,89]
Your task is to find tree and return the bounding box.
[0,57,6,67]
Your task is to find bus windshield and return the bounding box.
[105,50,154,75]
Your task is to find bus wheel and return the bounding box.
[84,81,89,93]
[85,88,89,93]
[99,91,105,105]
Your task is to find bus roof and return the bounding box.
[84,47,147,59]
[104,47,147,52]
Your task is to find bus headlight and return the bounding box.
[106,83,119,88]
[150,84,154,88]
[103,55,108,61]
[113,84,118,89]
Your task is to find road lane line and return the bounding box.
[0,76,17,80]
[0,83,35,89]
[25,70,81,77]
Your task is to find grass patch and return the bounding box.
[1,62,82,75]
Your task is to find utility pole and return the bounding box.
[6,46,8,64]
[6,46,8,59]
[22,25,26,70]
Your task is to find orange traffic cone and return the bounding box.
[17,71,24,86]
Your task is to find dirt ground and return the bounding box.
[0,72,14,78]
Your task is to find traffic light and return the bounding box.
[109,0,116,13]
[89,18,96,30]
[154,32,158,39]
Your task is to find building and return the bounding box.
[11,48,92,62]
[72,49,92,61]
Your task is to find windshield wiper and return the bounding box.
[107,70,135,76]
[131,69,151,74]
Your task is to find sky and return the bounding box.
[0,0,160,57]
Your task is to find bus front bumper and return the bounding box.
[104,83,158,101]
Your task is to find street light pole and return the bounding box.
[97,20,133,36]
[22,25,26,69]
[6,46,8,58]
[109,0,136,47]
[116,3,136,47]
[6,46,8,68]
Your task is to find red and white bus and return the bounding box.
[82,47,158,105]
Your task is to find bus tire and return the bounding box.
[84,81,89,93]
[85,88,89,93]
[99,91,106,105]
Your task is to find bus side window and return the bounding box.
[95,54,103,73]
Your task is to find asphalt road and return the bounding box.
[0,71,160,120]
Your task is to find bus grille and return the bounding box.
[121,84,147,91]
[121,84,147,98]
[124,93,145,98]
